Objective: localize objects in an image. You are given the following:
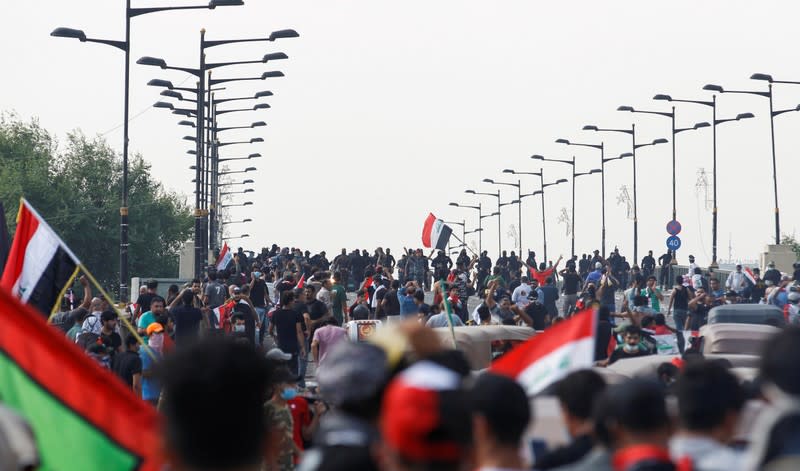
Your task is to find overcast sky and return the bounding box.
[4,1,799,266]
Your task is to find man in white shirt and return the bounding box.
[670,361,745,471]
[725,264,747,295]
[511,276,533,309]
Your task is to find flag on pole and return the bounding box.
[215,242,233,271]
[421,213,452,251]
[491,308,597,395]
[0,199,80,316]
[296,273,306,290]
[0,279,163,470]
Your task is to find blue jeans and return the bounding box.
[255,307,267,345]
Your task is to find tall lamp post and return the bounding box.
[617,105,711,256]
[482,178,523,256]
[465,189,502,258]
[654,93,754,268]
[51,0,244,301]
[449,202,495,254]
[555,139,608,256]
[583,124,667,262]
[531,155,601,258]
[705,75,800,246]
[517,175,568,263]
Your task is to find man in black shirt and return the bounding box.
[382,280,401,317]
[134,279,159,320]
[657,251,673,289]
[641,250,656,279]
[559,265,582,316]
[524,291,549,330]
[270,291,306,379]
[171,289,204,346]
[112,335,142,396]
[99,310,122,359]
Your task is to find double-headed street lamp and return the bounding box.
[465,189,502,257]
[653,93,754,267]
[483,179,523,256]
[583,124,668,262]
[555,139,609,256]
[617,105,710,238]
[448,202,494,254]
[50,0,244,301]
[530,155,601,258]
[704,74,800,246]
[514,173,568,264]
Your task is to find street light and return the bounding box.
[220,188,255,196]
[515,173,568,263]
[653,93,755,267]
[483,178,523,256]
[218,153,261,162]
[222,234,251,241]
[221,218,252,226]
[466,188,502,257]
[52,0,243,301]
[218,179,254,187]
[449,202,494,254]
[583,124,668,262]
[214,90,273,105]
[217,137,264,147]
[218,166,257,176]
[53,2,247,293]
[213,121,267,133]
[703,78,800,246]
[555,138,609,256]
[531,155,600,258]
[220,202,253,208]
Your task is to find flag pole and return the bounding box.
[447,228,478,258]
[47,266,81,319]
[76,263,155,360]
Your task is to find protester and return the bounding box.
[470,373,531,471]
[112,334,142,397]
[264,367,303,470]
[270,290,306,380]
[140,322,165,406]
[310,317,347,370]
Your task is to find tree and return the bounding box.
[781,235,800,260]
[0,113,193,297]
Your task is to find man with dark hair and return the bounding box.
[203,270,227,309]
[134,279,159,320]
[112,335,142,397]
[605,325,652,365]
[537,370,606,470]
[270,290,305,379]
[98,310,122,358]
[330,271,348,324]
[158,338,278,471]
[569,379,675,471]
[670,361,745,469]
[470,373,530,471]
[171,289,204,346]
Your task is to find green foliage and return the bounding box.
[0,113,193,297]
[781,235,800,260]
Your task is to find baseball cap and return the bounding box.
[381,361,471,464]
[317,342,389,406]
[265,348,292,361]
[146,322,164,336]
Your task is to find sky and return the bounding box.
[3,0,799,267]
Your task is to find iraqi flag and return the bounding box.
[0,276,163,470]
[744,266,757,285]
[0,199,80,316]
[215,242,232,271]
[421,213,452,251]
[491,307,597,395]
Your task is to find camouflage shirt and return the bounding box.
[263,400,295,471]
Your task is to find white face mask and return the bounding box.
[623,343,638,353]
[233,324,246,333]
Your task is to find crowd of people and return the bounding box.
[40,243,800,470]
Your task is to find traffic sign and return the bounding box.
[666,235,682,251]
[666,220,682,236]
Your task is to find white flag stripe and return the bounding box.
[16,225,60,302]
[515,337,595,396]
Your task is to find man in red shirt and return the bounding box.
[286,382,326,457]
[528,255,563,286]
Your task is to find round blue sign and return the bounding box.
[666,235,682,251]
[666,220,682,236]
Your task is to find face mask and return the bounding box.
[148,333,164,351]
[233,324,246,333]
[280,388,297,401]
[623,343,638,353]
